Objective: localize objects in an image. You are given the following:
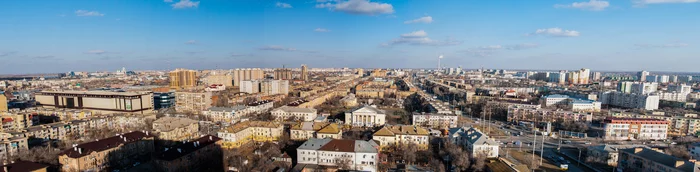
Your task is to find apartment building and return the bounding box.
[271,106,318,122]
[58,131,155,172]
[544,94,569,107]
[372,125,429,150]
[448,127,499,158]
[0,132,28,161]
[587,144,650,167]
[603,117,668,141]
[290,122,342,140]
[152,117,199,142]
[507,106,593,123]
[296,138,379,172]
[169,68,197,89]
[231,68,264,87]
[174,91,213,114]
[35,91,154,114]
[618,147,699,172]
[205,73,233,87]
[217,121,283,148]
[345,105,387,127]
[610,110,700,136]
[599,91,660,110]
[412,112,458,129]
[154,135,223,172]
[0,113,34,132]
[240,80,289,96]
[0,161,50,172]
[202,106,247,123]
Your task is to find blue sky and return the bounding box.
[1,0,699,74]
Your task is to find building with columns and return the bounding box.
[344,105,386,127]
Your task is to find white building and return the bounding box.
[296,138,379,171]
[599,91,659,110]
[544,94,569,107]
[448,127,499,158]
[270,106,318,121]
[658,75,670,83]
[668,84,692,94]
[344,105,386,127]
[202,106,248,123]
[658,92,689,102]
[569,99,602,112]
[412,112,458,129]
[603,117,668,141]
[239,80,260,94]
[631,82,658,95]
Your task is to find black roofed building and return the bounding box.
[57,131,154,172]
[153,135,223,172]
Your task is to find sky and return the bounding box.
[1,0,699,74]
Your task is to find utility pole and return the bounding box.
[540,132,545,166]
[532,131,536,168]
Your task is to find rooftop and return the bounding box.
[222,120,281,133]
[545,94,569,99]
[58,131,154,158]
[156,135,222,161]
[272,106,317,113]
[153,117,198,132]
[620,147,696,171]
[373,125,429,136]
[206,106,247,112]
[39,90,151,96]
[0,161,50,172]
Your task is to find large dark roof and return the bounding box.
[155,135,222,161]
[58,131,154,158]
[318,139,355,152]
[0,161,50,172]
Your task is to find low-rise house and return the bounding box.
[618,147,699,172]
[271,106,318,122]
[586,144,650,167]
[154,135,223,172]
[217,121,283,148]
[412,112,458,129]
[202,106,247,123]
[296,138,379,171]
[448,127,499,158]
[58,131,155,172]
[372,125,429,150]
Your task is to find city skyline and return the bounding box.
[1,0,699,74]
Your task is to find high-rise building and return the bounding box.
[301,64,309,81]
[169,68,197,89]
[205,72,233,87]
[231,68,264,87]
[670,75,678,83]
[679,75,693,83]
[592,72,602,81]
[0,94,7,112]
[240,80,289,95]
[617,81,634,93]
[638,70,649,82]
[567,71,580,84]
[578,68,591,84]
[631,82,658,95]
[355,68,364,77]
[658,75,670,83]
[668,84,692,94]
[645,75,658,82]
[549,71,566,84]
[274,68,293,80]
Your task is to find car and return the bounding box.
[563,140,572,144]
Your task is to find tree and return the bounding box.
[400,143,418,164]
[472,153,487,171]
[667,145,691,159]
[428,158,445,172]
[334,156,353,170]
[12,145,61,165]
[521,154,540,170]
[452,150,471,171]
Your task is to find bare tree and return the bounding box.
[334,156,353,170]
[521,153,540,170]
[400,143,418,164]
[453,151,471,171]
[667,145,691,159]
[472,153,487,171]
[428,158,445,172]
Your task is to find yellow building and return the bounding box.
[0,94,7,112]
[169,68,197,89]
[205,73,233,87]
[290,122,342,140]
[217,121,283,148]
[372,125,430,150]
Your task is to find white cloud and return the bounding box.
[554,0,610,11]
[314,28,331,32]
[259,45,297,51]
[164,0,173,2]
[85,50,107,55]
[172,0,200,9]
[185,40,198,44]
[404,16,433,24]
[316,0,394,15]
[506,43,540,50]
[634,0,699,5]
[529,28,580,37]
[463,43,539,57]
[635,43,689,48]
[34,55,55,59]
[384,30,461,46]
[276,2,293,8]
[75,10,104,17]
[479,45,503,50]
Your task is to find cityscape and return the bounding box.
[1,0,700,172]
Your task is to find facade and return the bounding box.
[544,94,569,107]
[274,68,293,80]
[372,125,429,150]
[271,106,318,121]
[202,106,247,123]
[569,99,602,112]
[290,122,342,140]
[296,138,379,172]
[638,70,649,82]
[690,142,700,160]
[345,105,387,127]
[153,92,175,110]
[231,68,264,87]
[412,112,458,129]
[153,135,223,172]
[217,121,283,148]
[0,132,28,161]
[631,82,658,95]
[599,91,660,110]
[174,91,213,114]
[239,80,260,94]
[169,68,197,89]
[35,91,154,114]
[669,84,693,94]
[0,94,6,112]
[58,131,155,172]
[448,127,499,158]
[152,117,199,142]
[507,106,593,122]
[617,81,634,93]
[603,117,668,141]
[618,147,698,172]
[339,93,359,107]
[658,92,689,102]
[205,73,233,87]
[549,71,566,84]
[240,80,289,95]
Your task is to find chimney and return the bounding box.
[676,160,686,167]
[3,164,7,172]
[146,131,149,135]
[123,137,127,142]
[78,148,82,154]
[177,148,182,153]
[634,147,644,153]
[209,136,212,140]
